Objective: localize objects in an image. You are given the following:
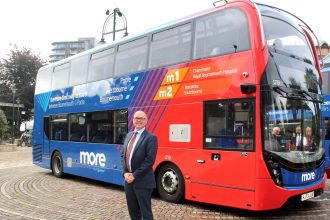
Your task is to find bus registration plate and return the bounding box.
[301,191,314,201]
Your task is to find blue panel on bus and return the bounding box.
[281,164,324,187]
[35,73,147,115]
[49,141,125,185]
[322,95,330,117]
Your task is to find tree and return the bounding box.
[0,109,9,142]
[0,46,45,123]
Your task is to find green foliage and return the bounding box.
[0,46,45,122]
[0,109,9,141]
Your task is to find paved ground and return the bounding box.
[0,146,330,219]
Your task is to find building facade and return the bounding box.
[49,37,96,63]
[316,42,330,61]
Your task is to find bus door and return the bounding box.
[43,116,50,156]
[190,99,256,207]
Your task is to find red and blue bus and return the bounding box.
[33,0,326,210]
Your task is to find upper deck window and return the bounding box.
[88,48,115,82]
[52,63,70,90]
[115,37,148,75]
[149,23,192,68]
[35,68,52,94]
[69,55,89,86]
[194,8,250,59]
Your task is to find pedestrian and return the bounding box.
[121,110,158,220]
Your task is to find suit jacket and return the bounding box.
[121,129,158,189]
[291,135,302,151]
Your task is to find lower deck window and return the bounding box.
[48,109,128,144]
[50,115,68,141]
[204,99,255,150]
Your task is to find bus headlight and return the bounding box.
[266,157,283,187]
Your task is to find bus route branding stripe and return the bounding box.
[129,70,150,108]
[146,100,163,132]
[136,69,156,106]
[128,70,151,128]
[144,68,166,117]
[147,64,180,132]
[128,110,134,130]
[129,69,154,113]
[146,101,163,132]
[145,68,163,107]
[150,99,171,133]
[135,69,157,108]
[148,63,187,132]
[141,68,163,107]
[128,67,166,131]
[146,67,173,130]
[150,63,190,131]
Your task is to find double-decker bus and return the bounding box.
[33,0,326,210]
[321,54,330,177]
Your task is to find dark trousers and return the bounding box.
[124,183,154,220]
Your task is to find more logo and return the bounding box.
[80,151,106,167]
[301,172,315,182]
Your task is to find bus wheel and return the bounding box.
[156,163,184,203]
[52,151,64,178]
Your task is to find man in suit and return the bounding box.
[291,125,302,151]
[121,110,158,220]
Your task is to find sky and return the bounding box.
[0,0,329,61]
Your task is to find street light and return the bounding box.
[99,8,128,44]
[11,85,16,144]
[16,98,21,132]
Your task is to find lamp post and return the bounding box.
[99,8,128,44]
[16,98,21,133]
[11,85,16,144]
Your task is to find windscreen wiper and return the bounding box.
[273,86,303,100]
[269,49,312,65]
[272,86,286,96]
[298,90,323,103]
[272,86,320,102]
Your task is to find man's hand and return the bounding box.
[124,172,135,183]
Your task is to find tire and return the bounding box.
[52,151,64,178]
[156,163,184,203]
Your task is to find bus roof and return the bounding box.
[39,0,256,72]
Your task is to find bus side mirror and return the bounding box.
[240,84,256,94]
